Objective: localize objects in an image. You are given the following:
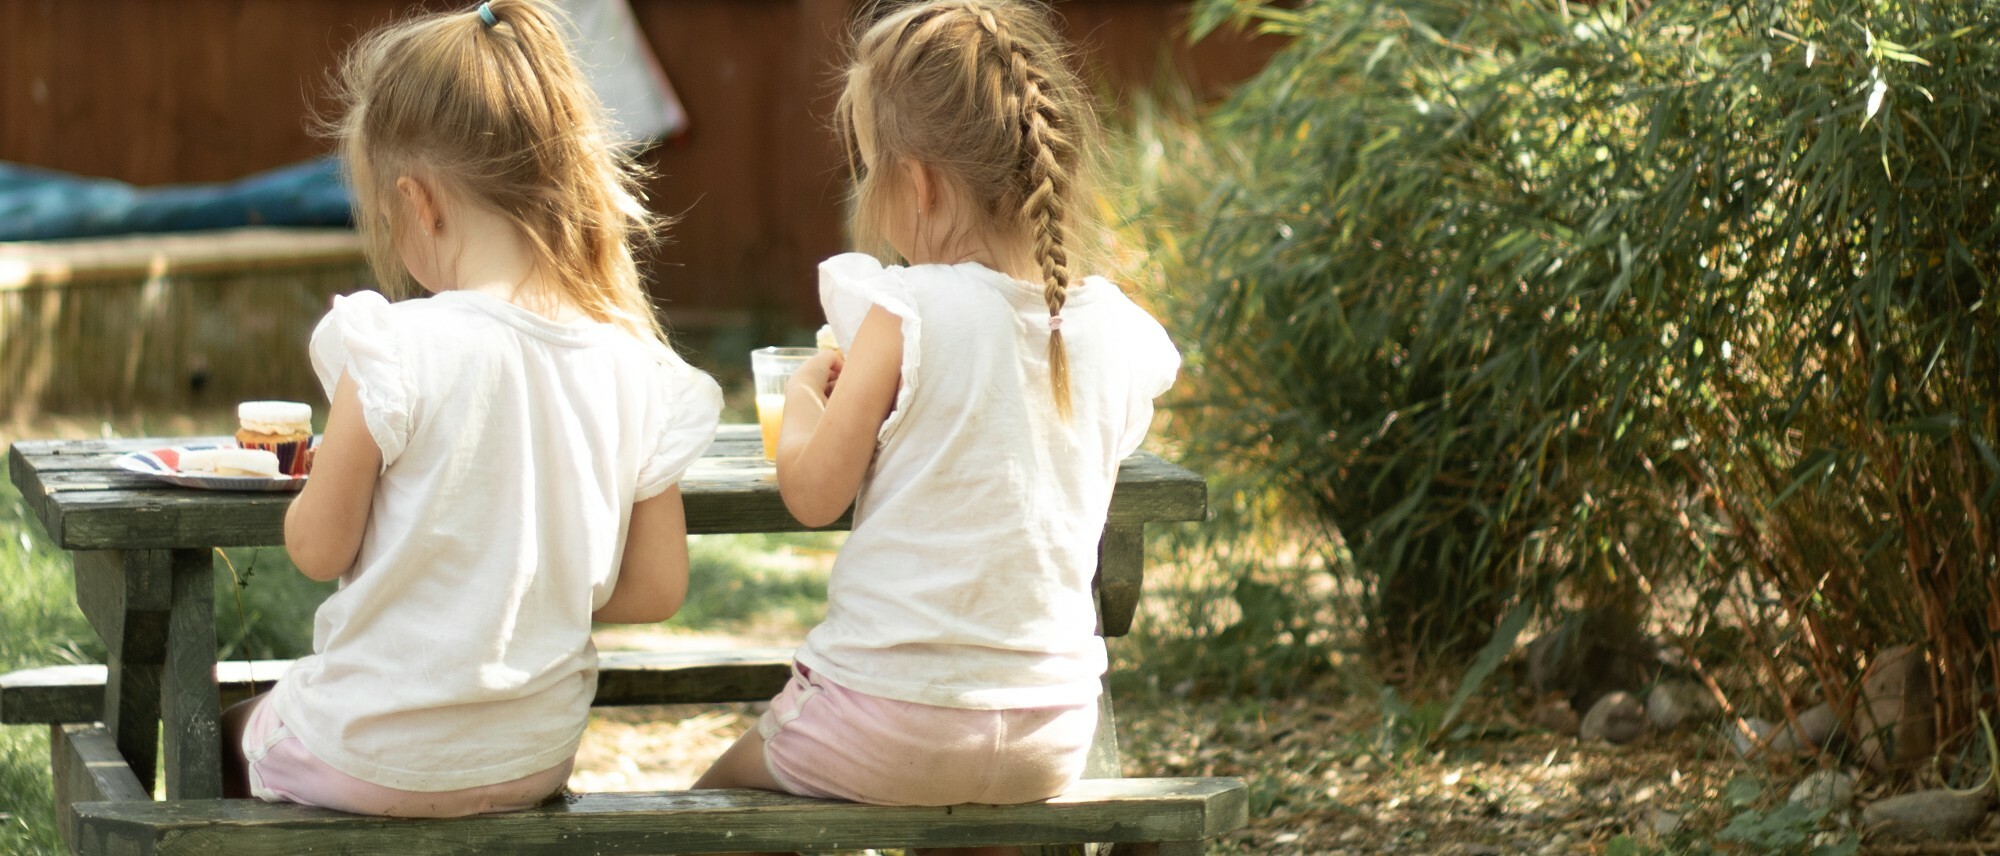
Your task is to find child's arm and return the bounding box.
[592,485,691,624]
[776,305,902,527]
[284,371,381,582]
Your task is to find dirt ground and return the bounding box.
[568,641,1999,855]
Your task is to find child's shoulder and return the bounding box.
[818,252,917,296]
[318,289,472,331]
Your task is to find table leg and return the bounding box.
[1042,525,1143,856]
[1085,672,1123,779]
[162,548,220,798]
[71,548,223,799]
[74,550,169,795]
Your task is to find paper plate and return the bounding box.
[115,445,307,492]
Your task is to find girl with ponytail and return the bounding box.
[221,0,722,817]
[695,0,1179,843]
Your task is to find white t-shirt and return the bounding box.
[270,290,721,791]
[795,254,1181,710]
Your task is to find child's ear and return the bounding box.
[395,175,442,235]
[903,160,935,217]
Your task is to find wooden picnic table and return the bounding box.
[5,424,1209,832]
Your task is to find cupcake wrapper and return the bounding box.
[238,439,313,477]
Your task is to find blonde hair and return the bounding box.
[330,0,666,342]
[837,0,1103,418]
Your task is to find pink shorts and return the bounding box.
[759,664,1097,806]
[240,695,572,817]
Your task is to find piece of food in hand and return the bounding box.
[816,324,840,353]
[181,448,282,478]
[235,401,314,476]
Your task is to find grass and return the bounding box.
[0,479,92,856]
[677,533,836,633]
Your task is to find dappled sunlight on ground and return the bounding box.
[1117,682,1755,855]
[573,702,758,793]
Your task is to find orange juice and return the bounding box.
[751,347,816,460]
[756,393,786,459]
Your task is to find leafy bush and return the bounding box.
[1128,0,1998,740]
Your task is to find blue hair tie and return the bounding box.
[476,2,497,27]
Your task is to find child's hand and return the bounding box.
[788,349,844,403]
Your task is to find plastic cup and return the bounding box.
[751,347,818,460]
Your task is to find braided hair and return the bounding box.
[837,0,1102,419]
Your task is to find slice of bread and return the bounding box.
[181,448,281,478]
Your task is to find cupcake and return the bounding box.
[236,401,314,477]
[816,324,840,353]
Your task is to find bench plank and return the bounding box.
[51,724,150,851]
[2,649,798,726]
[76,778,1248,856]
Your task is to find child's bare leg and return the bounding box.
[693,728,792,856]
[220,692,265,799]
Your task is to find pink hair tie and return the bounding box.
[1048,315,1064,331]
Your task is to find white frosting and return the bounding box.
[238,400,312,434]
[816,324,839,351]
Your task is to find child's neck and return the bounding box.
[911,230,1044,288]
[439,203,579,323]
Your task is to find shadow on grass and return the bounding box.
[674,533,838,633]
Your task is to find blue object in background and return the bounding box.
[0,157,352,241]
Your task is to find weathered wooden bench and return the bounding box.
[1,648,800,725]
[57,753,1242,856]
[5,427,1242,854]
[9,653,1244,856]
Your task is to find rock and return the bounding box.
[1580,691,1649,744]
[1536,832,1574,856]
[1862,789,1991,843]
[1532,695,1580,736]
[1794,703,1840,751]
[1853,645,1937,774]
[1730,717,1777,759]
[1645,678,1716,732]
[1788,769,1856,812]
[1525,610,1660,714]
[1648,809,1684,838]
[1768,703,1841,755]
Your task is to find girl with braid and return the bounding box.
[695,0,1180,842]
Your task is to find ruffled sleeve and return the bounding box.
[818,253,922,443]
[1113,287,1183,459]
[309,291,414,470]
[635,350,724,501]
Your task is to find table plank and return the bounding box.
[9,431,1207,551]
